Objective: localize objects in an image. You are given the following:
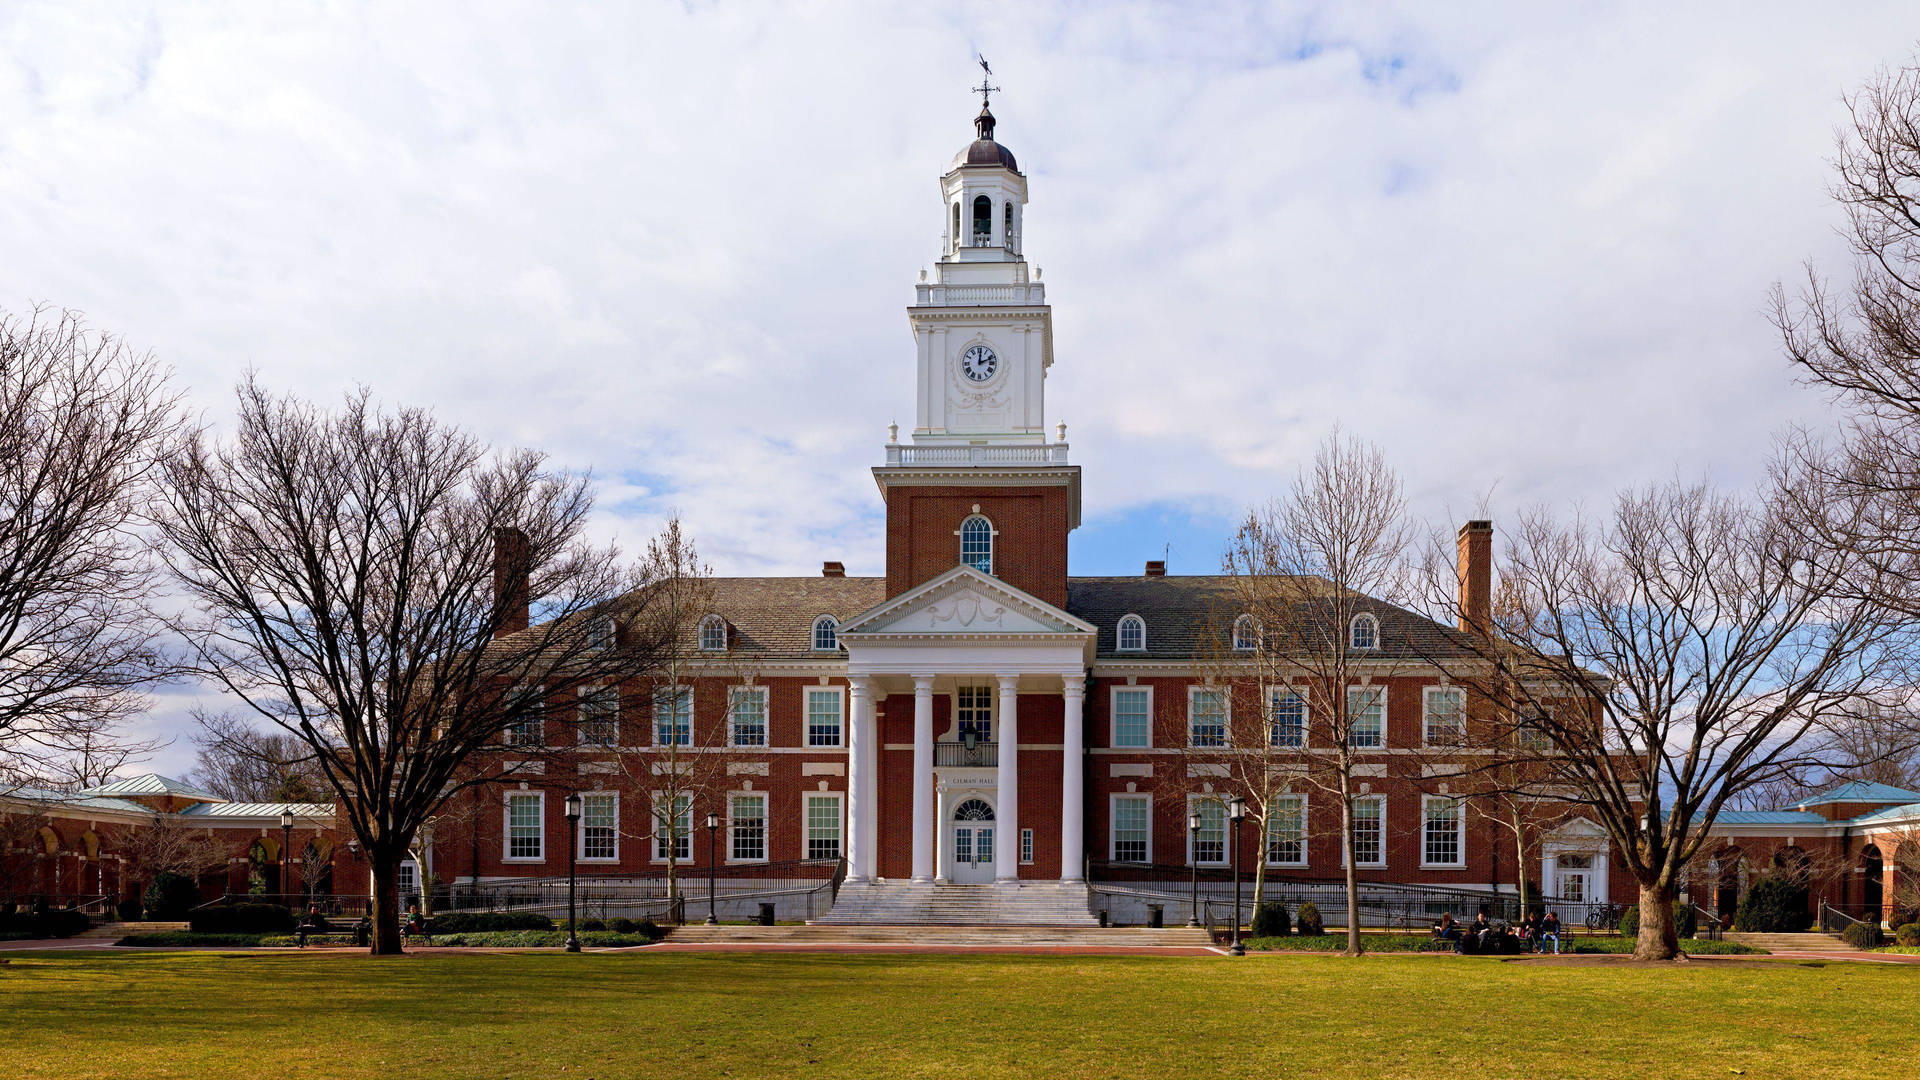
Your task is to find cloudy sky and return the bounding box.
[2,2,1913,776]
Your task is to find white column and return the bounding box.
[911,675,936,882]
[995,674,1021,883]
[1060,675,1085,883]
[847,676,875,882]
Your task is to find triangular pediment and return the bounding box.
[839,566,1094,638]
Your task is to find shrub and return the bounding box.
[1843,921,1882,950]
[578,918,607,931]
[189,903,295,934]
[610,917,639,934]
[422,929,660,948]
[1895,922,1920,948]
[1887,909,1916,932]
[116,897,143,922]
[427,911,554,933]
[1251,902,1290,937]
[117,931,270,947]
[1294,902,1324,936]
[143,873,200,920]
[0,907,90,938]
[1732,877,1812,932]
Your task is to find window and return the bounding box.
[804,793,842,860]
[1268,688,1306,748]
[1112,795,1150,863]
[699,614,727,652]
[1112,687,1152,749]
[1349,612,1379,651]
[960,515,994,574]
[1350,796,1385,867]
[1518,713,1554,753]
[1267,795,1307,866]
[588,618,614,651]
[653,687,692,747]
[1191,797,1227,865]
[811,615,838,652]
[1424,686,1465,747]
[1188,687,1228,748]
[806,687,844,747]
[505,792,544,861]
[580,792,618,861]
[1422,797,1463,867]
[1020,828,1033,864]
[1117,614,1146,652]
[577,686,619,747]
[1346,687,1384,749]
[1004,202,1015,241]
[729,687,768,748]
[957,685,993,742]
[730,793,767,862]
[654,794,691,862]
[952,201,961,247]
[971,194,992,244]
[505,712,542,747]
[1233,615,1257,652]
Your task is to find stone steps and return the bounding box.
[664,923,1214,947]
[1724,932,1855,952]
[815,881,1100,927]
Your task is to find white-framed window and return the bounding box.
[1349,612,1379,651]
[811,615,839,652]
[1233,614,1258,652]
[577,686,619,747]
[1266,794,1307,866]
[804,792,842,861]
[806,687,844,747]
[653,686,692,746]
[504,791,544,862]
[653,793,691,863]
[1424,686,1465,747]
[1111,794,1151,863]
[505,711,543,747]
[1020,828,1034,864]
[1267,687,1306,748]
[1188,686,1228,748]
[1518,710,1555,753]
[1189,796,1227,866]
[588,618,615,651]
[957,685,993,742]
[1346,686,1385,749]
[580,791,618,861]
[1111,686,1152,749]
[729,792,767,863]
[1422,796,1463,867]
[960,514,994,574]
[1349,795,1385,867]
[699,614,727,652]
[1117,614,1146,652]
[729,686,768,748]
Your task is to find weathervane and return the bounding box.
[972,55,1000,107]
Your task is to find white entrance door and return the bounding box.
[948,797,996,884]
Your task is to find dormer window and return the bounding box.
[698,614,728,652]
[811,615,839,652]
[1117,614,1146,652]
[960,515,994,575]
[1232,615,1257,652]
[588,618,615,652]
[1349,612,1379,651]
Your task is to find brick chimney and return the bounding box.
[492,527,531,638]
[821,561,846,578]
[1144,560,1167,578]
[1456,520,1493,637]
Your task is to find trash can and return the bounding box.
[1148,905,1164,929]
[758,902,776,926]
[1098,909,1109,928]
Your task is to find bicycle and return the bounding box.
[1584,900,1624,932]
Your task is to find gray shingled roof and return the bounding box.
[701,577,887,659]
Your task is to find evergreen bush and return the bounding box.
[1294,902,1325,936]
[427,910,553,933]
[190,903,295,934]
[143,873,200,920]
[1896,922,1920,948]
[1250,902,1290,937]
[1842,921,1882,949]
[1731,876,1811,932]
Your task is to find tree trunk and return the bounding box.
[1341,785,1364,956]
[1251,820,1267,916]
[1634,881,1683,961]
[1512,814,1528,915]
[369,856,405,956]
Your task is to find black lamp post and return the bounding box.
[279,809,295,899]
[1228,795,1248,956]
[563,793,582,953]
[705,812,722,924]
[1187,813,1202,927]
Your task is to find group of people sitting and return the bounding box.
[1431,907,1562,955]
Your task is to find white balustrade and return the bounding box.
[883,443,1069,467]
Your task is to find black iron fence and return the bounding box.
[934,741,997,767]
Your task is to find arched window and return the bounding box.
[1232,614,1257,652]
[1004,202,1016,245]
[953,797,995,822]
[698,614,727,652]
[952,202,962,248]
[1117,614,1146,652]
[960,515,994,574]
[811,615,839,652]
[1349,612,1379,651]
[972,195,992,245]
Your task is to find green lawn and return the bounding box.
[2,950,1912,1079]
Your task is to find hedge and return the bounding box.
[1843,921,1883,949]
[143,873,200,920]
[1732,876,1811,933]
[0,908,90,939]
[427,911,554,933]
[117,932,271,947]
[189,903,295,934]
[1251,902,1290,937]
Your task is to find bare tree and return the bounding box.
[1202,431,1416,955]
[0,306,180,784]
[190,713,328,802]
[156,379,674,953]
[1421,478,1913,960]
[0,798,55,908]
[116,811,228,888]
[1729,701,1920,809]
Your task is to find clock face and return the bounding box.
[960,344,999,382]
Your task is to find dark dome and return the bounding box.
[951,103,1018,172]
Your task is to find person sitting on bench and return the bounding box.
[1539,911,1562,955]
[1432,912,1460,941]
[296,906,330,948]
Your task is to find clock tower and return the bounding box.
[876,93,1079,606]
